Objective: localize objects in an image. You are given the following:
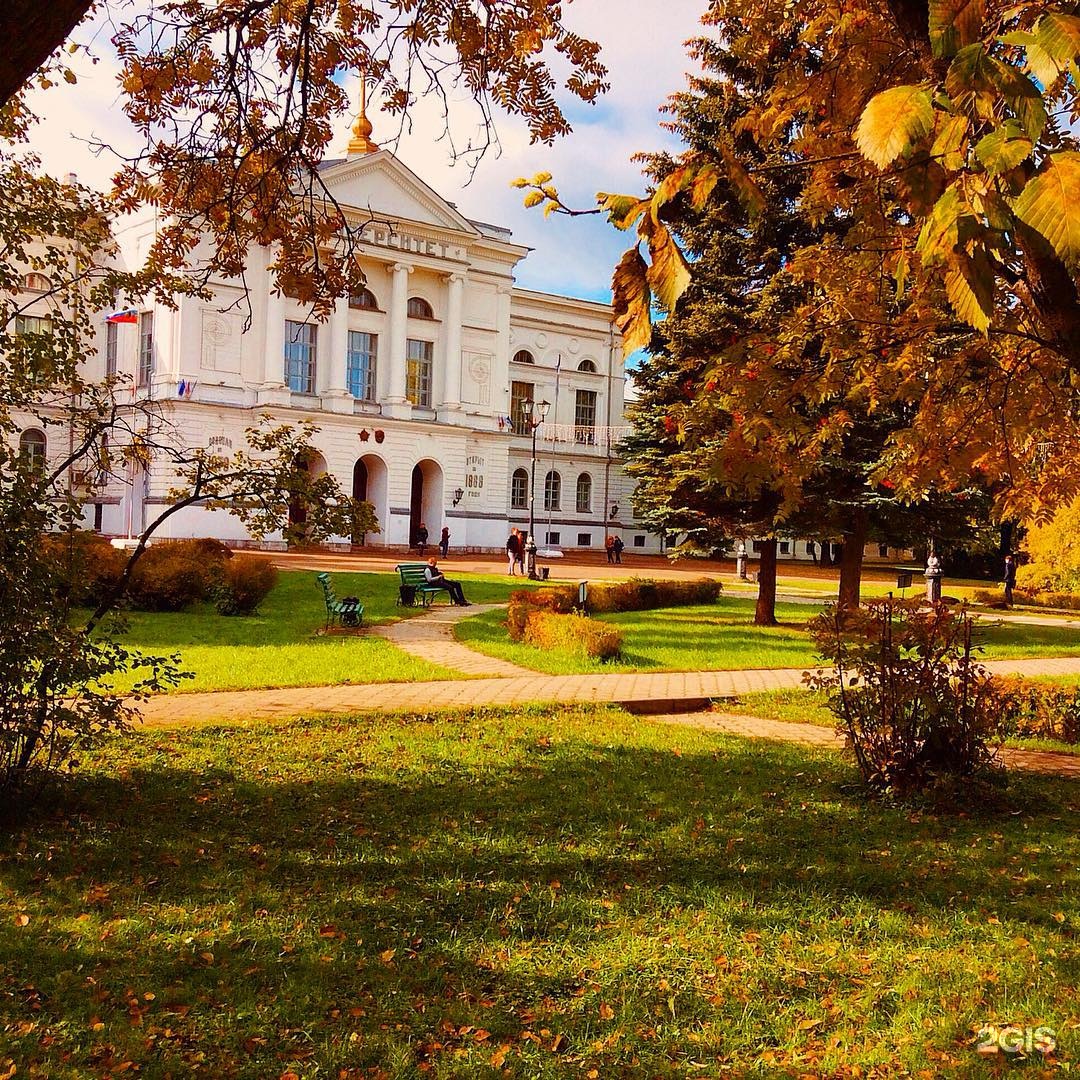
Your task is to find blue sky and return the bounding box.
[26,1,707,303]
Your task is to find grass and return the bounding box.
[455,595,1080,676]
[1,705,1077,1077]
[102,569,532,694]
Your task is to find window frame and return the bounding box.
[349,287,380,311]
[19,428,46,472]
[575,472,592,513]
[510,380,534,436]
[284,319,317,395]
[512,349,536,365]
[405,337,434,407]
[105,321,118,378]
[406,296,435,320]
[137,311,154,388]
[543,469,561,512]
[577,358,597,373]
[510,468,529,510]
[574,388,597,445]
[346,330,378,401]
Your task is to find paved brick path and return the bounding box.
[655,711,1080,778]
[133,655,1080,728]
[372,603,534,678]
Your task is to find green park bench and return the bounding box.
[395,562,450,607]
[316,572,363,629]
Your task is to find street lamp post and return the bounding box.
[519,397,550,580]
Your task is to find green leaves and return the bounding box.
[856,85,934,168]
[598,192,649,231]
[1014,152,1080,267]
[929,0,986,58]
[1036,12,1080,68]
[974,122,1032,175]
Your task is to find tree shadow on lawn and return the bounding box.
[2,718,1078,1075]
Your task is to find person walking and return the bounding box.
[605,534,616,564]
[424,557,470,606]
[506,529,521,576]
[416,522,429,556]
[613,535,624,564]
[439,526,450,559]
[1003,553,1017,606]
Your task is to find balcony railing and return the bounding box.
[538,423,631,448]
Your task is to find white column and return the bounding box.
[386,262,412,404]
[327,299,349,388]
[442,271,465,408]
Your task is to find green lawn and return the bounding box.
[1,706,1077,1077]
[455,596,1080,675]
[102,568,531,693]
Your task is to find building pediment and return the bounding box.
[318,151,479,238]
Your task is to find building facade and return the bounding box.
[79,130,656,553]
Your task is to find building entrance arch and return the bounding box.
[353,454,388,545]
[409,459,443,548]
[287,449,327,544]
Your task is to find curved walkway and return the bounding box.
[656,710,1080,779]
[372,602,534,678]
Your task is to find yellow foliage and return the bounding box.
[1018,498,1080,592]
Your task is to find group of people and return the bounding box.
[414,522,451,559]
[605,534,625,564]
[506,527,527,576]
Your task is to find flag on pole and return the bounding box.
[106,309,138,324]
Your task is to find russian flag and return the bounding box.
[106,309,139,324]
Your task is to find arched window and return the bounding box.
[512,349,535,365]
[19,428,46,472]
[543,470,561,512]
[407,296,434,319]
[576,472,592,513]
[24,272,50,293]
[510,468,529,510]
[349,287,379,311]
[577,358,597,373]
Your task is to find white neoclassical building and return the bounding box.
[64,107,659,554]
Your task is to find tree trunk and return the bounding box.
[754,537,778,626]
[819,540,833,567]
[0,1,95,108]
[837,511,869,610]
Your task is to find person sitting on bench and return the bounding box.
[424,557,471,606]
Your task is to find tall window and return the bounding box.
[347,331,377,401]
[284,320,317,394]
[544,470,561,512]
[138,311,154,387]
[407,296,434,319]
[406,338,433,406]
[105,321,118,377]
[349,288,379,311]
[510,468,529,509]
[510,381,534,436]
[19,429,46,472]
[512,349,535,365]
[574,389,597,444]
[576,472,592,513]
[577,359,597,372]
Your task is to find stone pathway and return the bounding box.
[372,602,533,678]
[133,655,1080,728]
[654,710,1080,778]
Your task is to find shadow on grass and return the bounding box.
[1,712,1077,1076]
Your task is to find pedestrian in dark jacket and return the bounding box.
[439,526,450,558]
[416,522,429,555]
[1003,553,1017,606]
[506,530,521,575]
[613,535,624,564]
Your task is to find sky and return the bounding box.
[24,0,708,304]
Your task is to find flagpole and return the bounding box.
[545,353,560,544]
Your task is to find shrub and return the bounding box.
[808,600,1004,800]
[586,577,721,613]
[506,587,577,641]
[973,586,1080,611]
[124,539,235,612]
[213,555,278,615]
[523,610,623,660]
[43,530,126,606]
[987,677,1080,744]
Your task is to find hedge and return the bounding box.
[989,677,1080,744]
[973,586,1080,612]
[523,611,623,660]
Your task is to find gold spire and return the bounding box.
[347,71,380,156]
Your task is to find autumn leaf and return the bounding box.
[1014,153,1080,267]
[611,247,652,355]
[14,913,29,927]
[856,85,934,168]
[1036,12,1080,67]
[974,122,1032,175]
[599,1002,615,1020]
[929,0,986,58]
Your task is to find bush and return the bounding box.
[43,530,126,606]
[523,610,623,660]
[506,577,722,639]
[987,677,1080,744]
[809,600,1004,800]
[126,539,233,612]
[973,586,1080,611]
[213,555,278,615]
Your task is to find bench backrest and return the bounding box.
[316,572,337,608]
[396,562,436,587]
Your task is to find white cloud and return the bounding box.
[25,0,707,299]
